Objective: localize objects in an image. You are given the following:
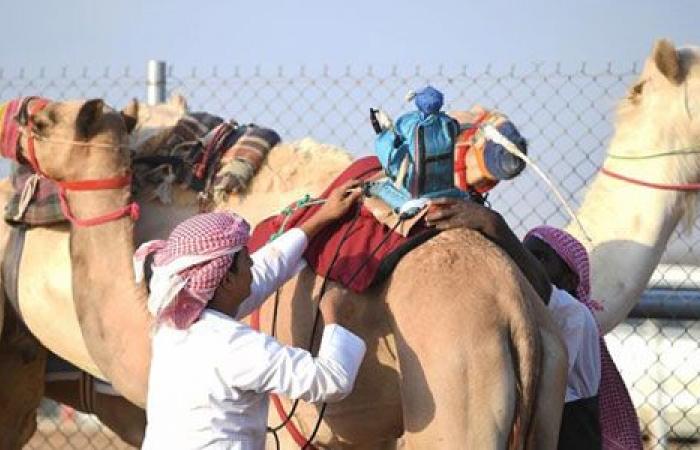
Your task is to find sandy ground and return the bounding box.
[24,416,134,450]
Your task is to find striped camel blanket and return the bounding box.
[132,112,281,206]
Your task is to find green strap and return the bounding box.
[269,194,325,242]
[608,147,700,160]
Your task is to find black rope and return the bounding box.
[301,403,327,450]
[299,216,404,448]
[267,203,363,445]
[342,219,403,288]
[266,202,405,449]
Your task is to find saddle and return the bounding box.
[132,112,281,207]
[249,156,439,293]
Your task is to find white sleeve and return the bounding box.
[235,228,308,319]
[222,324,366,403]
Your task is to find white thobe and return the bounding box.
[142,228,367,450]
[547,286,601,402]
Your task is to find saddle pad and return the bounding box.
[249,156,439,293]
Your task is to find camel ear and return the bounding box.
[76,99,105,139]
[652,39,682,85]
[169,94,188,111]
[120,99,138,134]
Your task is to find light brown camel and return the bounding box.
[0,99,566,449]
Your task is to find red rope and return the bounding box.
[57,173,132,191]
[58,188,140,227]
[250,309,318,449]
[600,167,700,191]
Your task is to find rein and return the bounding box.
[600,167,700,191]
[251,196,403,450]
[601,146,700,191]
[19,99,140,227]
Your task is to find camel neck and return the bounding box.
[66,187,151,407]
[565,139,690,333]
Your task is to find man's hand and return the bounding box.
[425,197,499,232]
[316,179,362,222]
[319,286,356,329]
[301,180,362,238]
[427,197,553,303]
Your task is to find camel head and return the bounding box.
[614,39,700,167]
[12,98,131,182]
[121,94,188,154]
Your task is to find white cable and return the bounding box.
[482,124,593,244]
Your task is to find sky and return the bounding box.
[1,0,698,72]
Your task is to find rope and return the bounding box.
[31,133,134,151]
[262,195,403,449]
[600,167,700,192]
[608,147,700,160]
[266,202,362,449]
[482,124,593,244]
[270,195,327,241]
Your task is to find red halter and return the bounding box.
[600,167,700,191]
[22,99,140,227]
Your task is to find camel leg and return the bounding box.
[44,378,146,447]
[529,298,568,450]
[0,307,47,450]
[92,391,146,447]
[390,305,515,449]
[384,268,517,450]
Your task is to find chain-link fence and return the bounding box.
[2,63,699,449]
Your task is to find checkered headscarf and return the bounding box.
[524,225,602,312]
[133,212,250,330]
[525,225,643,449]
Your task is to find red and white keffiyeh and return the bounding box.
[525,225,602,312]
[133,212,250,330]
[525,225,643,450]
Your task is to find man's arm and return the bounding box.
[235,228,308,319]
[425,198,552,303]
[235,180,362,319]
[221,323,366,403]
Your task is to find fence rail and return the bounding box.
[3,62,699,449]
[632,290,700,321]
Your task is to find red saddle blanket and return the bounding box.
[249,156,439,293]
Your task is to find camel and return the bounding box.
[564,39,700,334]
[0,98,567,449]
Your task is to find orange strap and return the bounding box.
[454,111,489,190]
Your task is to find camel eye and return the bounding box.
[29,111,56,136]
[31,118,48,135]
[628,79,647,100]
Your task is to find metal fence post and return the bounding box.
[146,60,166,105]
